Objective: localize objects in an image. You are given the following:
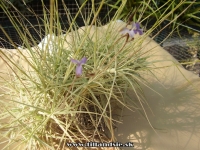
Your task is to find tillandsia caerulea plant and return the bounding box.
[0,0,153,149]
[1,0,199,149]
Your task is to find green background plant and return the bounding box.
[106,0,200,32]
[4,0,34,13]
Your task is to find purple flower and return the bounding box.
[132,22,143,35]
[71,57,87,76]
[120,27,135,39]
[119,22,143,40]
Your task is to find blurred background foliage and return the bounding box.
[4,0,200,29]
[4,0,33,12]
[106,0,200,32]
[2,0,200,33]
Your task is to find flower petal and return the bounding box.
[138,29,143,35]
[133,22,143,35]
[76,64,82,76]
[135,22,140,29]
[134,29,143,35]
[80,57,87,64]
[129,29,135,39]
[71,58,80,64]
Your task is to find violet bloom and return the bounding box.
[133,22,143,35]
[120,27,135,39]
[120,22,143,40]
[71,57,87,76]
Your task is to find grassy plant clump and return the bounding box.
[0,0,151,149]
[0,0,195,149]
